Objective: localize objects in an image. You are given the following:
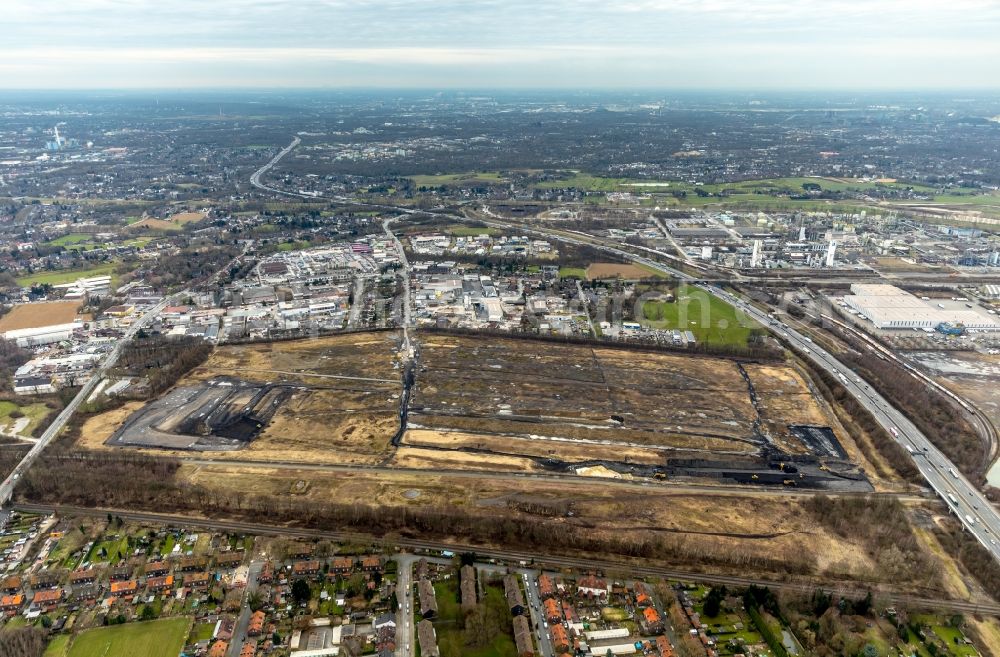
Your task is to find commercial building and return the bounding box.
[844,284,1000,330]
[3,321,82,347]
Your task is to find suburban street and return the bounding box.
[394,554,415,657]
[227,559,264,657]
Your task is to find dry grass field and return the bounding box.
[586,262,653,279]
[169,211,208,224]
[0,300,83,332]
[169,460,931,589]
[129,218,181,231]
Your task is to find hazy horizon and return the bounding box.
[4,0,1000,90]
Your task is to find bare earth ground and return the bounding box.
[79,333,402,465]
[0,300,84,332]
[409,335,846,461]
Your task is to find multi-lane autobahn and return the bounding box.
[714,289,1000,559]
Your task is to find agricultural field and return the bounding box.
[0,300,84,332]
[82,332,403,465]
[64,617,190,657]
[168,211,208,224]
[585,262,661,280]
[446,224,501,237]
[15,262,118,287]
[409,172,506,187]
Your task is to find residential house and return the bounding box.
[110,566,132,581]
[656,635,675,657]
[641,607,664,634]
[239,642,256,657]
[460,565,477,611]
[374,613,396,631]
[417,619,440,657]
[0,575,21,594]
[248,610,266,636]
[417,578,438,619]
[208,640,228,657]
[576,576,609,599]
[145,560,170,577]
[30,572,60,590]
[215,552,244,568]
[183,572,211,589]
[537,574,555,600]
[361,556,383,573]
[503,575,525,616]
[257,562,274,584]
[292,560,321,577]
[330,556,354,575]
[512,614,535,657]
[69,569,97,586]
[0,594,24,613]
[550,624,570,653]
[110,580,138,598]
[178,556,208,572]
[147,575,175,594]
[543,598,561,624]
[31,589,62,611]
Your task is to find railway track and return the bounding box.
[14,503,1000,616]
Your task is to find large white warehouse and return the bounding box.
[844,284,1000,330]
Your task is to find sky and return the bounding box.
[3,0,1000,89]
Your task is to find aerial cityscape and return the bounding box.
[2,2,1000,657]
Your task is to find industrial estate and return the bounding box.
[0,89,999,657]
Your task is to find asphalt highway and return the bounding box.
[709,287,1000,561]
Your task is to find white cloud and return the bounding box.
[1,1,999,87]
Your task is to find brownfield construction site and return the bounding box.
[47,329,991,598]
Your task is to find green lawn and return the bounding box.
[67,618,191,657]
[446,225,500,237]
[16,262,118,287]
[275,240,312,252]
[43,635,70,657]
[0,400,52,437]
[558,266,587,279]
[641,291,758,346]
[433,582,517,657]
[86,535,129,563]
[47,233,95,247]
